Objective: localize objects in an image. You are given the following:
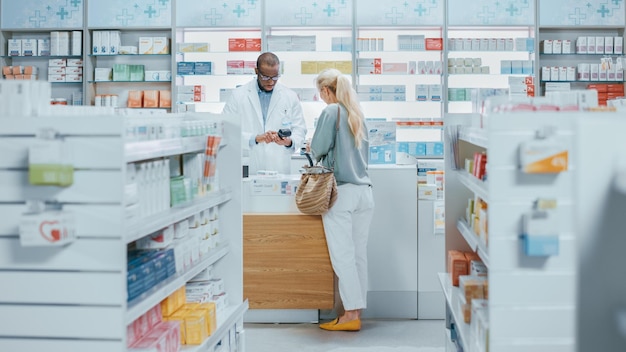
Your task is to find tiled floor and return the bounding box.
[244,319,446,352]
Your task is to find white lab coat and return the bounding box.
[222,80,306,175]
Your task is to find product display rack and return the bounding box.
[445,26,536,114]
[576,114,626,352]
[0,112,246,352]
[537,26,625,96]
[442,113,577,352]
[0,27,85,103]
[85,27,175,108]
[355,26,444,121]
[174,27,262,114]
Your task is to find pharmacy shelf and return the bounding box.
[125,188,232,244]
[125,135,206,163]
[448,50,533,54]
[181,301,249,352]
[89,54,171,57]
[458,126,487,149]
[438,272,469,352]
[540,53,622,56]
[541,80,624,83]
[1,55,82,59]
[125,244,230,324]
[457,219,489,269]
[89,80,172,83]
[456,170,488,202]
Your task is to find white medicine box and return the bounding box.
[139,37,154,54]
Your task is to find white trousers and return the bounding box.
[322,183,375,311]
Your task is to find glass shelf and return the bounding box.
[89,54,171,57]
[89,80,171,83]
[541,80,624,83]
[2,55,82,59]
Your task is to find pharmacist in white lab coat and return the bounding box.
[222,52,306,175]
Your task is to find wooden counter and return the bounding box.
[243,214,334,310]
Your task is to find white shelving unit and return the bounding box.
[576,114,626,352]
[442,113,577,352]
[85,27,174,108]
[0,112,246,352]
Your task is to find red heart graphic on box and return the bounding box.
[39,220,62,242]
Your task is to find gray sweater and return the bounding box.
[310,103,371,186]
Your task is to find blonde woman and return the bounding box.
[309,68,375,331]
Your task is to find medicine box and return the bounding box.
[99,31,109,55]
[139,37,153,54]
[22,39,37,56]
[245,38,261,51]
[552,40,562,54]
[177,62,195,75]
[194,62,212,75]
[8,39,22,56]
[37,39,50,56]
[110,31,122,55]
[153,37,170,54]
[71,31,82,55]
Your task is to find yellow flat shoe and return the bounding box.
[319,318,338,329]
[319,318,361,331]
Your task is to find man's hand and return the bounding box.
[257,131,292,147]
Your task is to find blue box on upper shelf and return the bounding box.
[177,62,195,75]
[194,62,212,75]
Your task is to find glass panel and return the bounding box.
[1,0,83,29]
[448,0,535,26]
[88,0,171,28]
[356,0,444,26]
[176,0,261,27]
[265,0,352,26]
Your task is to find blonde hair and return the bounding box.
[316,68,366,148]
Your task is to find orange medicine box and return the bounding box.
[127,90,143,108]
[245,38,261,51]
[159,90,171,108]
[448,250,469,286]
[143,90,159,108]
[425,38,443,50]
[228,38,246,52]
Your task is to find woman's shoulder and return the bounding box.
[322,103,341,115]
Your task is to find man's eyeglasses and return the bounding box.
[258,73,281,81]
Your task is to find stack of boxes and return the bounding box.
[332,37,353,52]
[415,84,443,101]
[228,38,261,52]
[177,62,212,76]
[357,84,406,101]
[7,31,80,57]
[355,37,383,51]
[572,35,623,54]
[92,31,170,55]
[127,90,171,108]
[301,60,352,74]
[266,35,314,51]
[160,286,218,346]
[127,305,181,352]
[587,83,625,106]
[177,42,210,53]
[177,85,205,104]
[127,248,176,302]
[226,60,256,75]
[448,57,490,74]
[48,58,83,83]
[449,37,533,51]
[2,65,37,80]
